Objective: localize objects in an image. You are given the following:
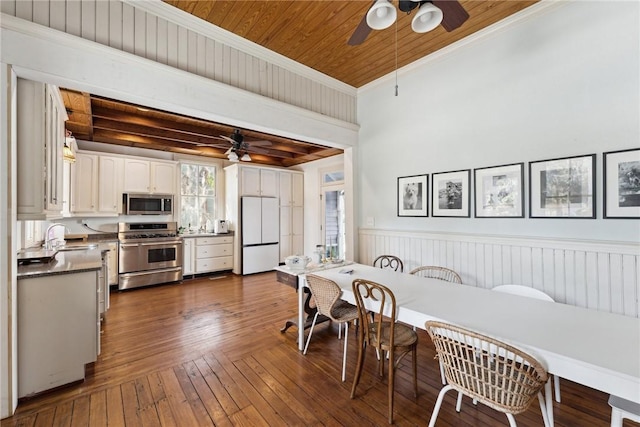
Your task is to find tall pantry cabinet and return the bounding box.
[17,79,68,219]
[279,171,304,262]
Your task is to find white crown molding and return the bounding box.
[1,13,359,148]
[123,0,357,96]
[358,0,565,94]
[359,227,640,255]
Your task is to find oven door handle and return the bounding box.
[140,241,182,246]
[119,243,141,248]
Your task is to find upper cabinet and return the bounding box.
[279,171,303,207]
[17,79,68,220]
[123,159,176,194]
[240,167,277,197]
[69,152,123,216]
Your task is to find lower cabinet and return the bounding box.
[17,270,98,398]
[183,236,233,277]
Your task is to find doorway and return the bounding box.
[322,186,345,261]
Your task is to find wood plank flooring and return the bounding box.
[2,272,632,426]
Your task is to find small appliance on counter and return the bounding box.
[213,219,229,234]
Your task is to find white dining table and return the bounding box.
[302,263,640,425]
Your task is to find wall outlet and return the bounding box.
[365,217,375,227]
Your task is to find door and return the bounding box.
[322,187,346,260]
[241,197,262,245]
[261,197,279,244]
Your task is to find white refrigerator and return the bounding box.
[241,196,280,275]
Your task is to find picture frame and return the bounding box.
[603,148,640,219]
[474,163,524,218]
[431,169,471,217]
[397,174,428,217]
[529,154,596,218]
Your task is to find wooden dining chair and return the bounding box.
[492,284,561,403]
[425,321,550,427]
[409,265,462,283]
[350,278,418,424]
[409,265,462,385]
[373,255,404,272]
[304,275,359,382]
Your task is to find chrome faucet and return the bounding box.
[44,223,66,250]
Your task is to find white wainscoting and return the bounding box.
[359,228,640,318]
[0,0,357,124]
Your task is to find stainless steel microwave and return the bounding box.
[123,194,173,215]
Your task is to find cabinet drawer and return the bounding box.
[196,244,233,258]
[196,256,233,272]
[197,236,233,245]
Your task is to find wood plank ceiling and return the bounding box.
[63,0,538,167]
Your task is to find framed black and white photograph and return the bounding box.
[604,148,640,218]
[431,169,470,217]
[474,163,524,218]
[529,154,596,218]
[397,174,428,217]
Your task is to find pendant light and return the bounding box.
[240,153,252,162]
[366,0,396,30]
[411,2,443,33]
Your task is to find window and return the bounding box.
[180,163,216,232]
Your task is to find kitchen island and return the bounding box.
[17,248,102,398]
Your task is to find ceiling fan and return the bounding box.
[210,129,272,162]
[348,0,469,46]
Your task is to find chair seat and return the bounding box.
[330,300,359,322]
[370,322,418,350]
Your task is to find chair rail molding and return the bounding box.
[359,228,640,318]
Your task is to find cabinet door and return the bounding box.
[292,173,304,206]
[292,206,304,236]
[45,85,64,213]
[279,172,292,206]
[123,159,150,193]
[98,156,124,214]
[240,167,261,196]
[260,169,278,197]
[71,153,98,213]
[279,235,292,262]
[151,162,176,194]
[183,239,195,276]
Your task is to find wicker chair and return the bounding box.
[373,255,404,272]
[492,285,561,403]
[304,275,359,382]
[350,278,418,424]
[425,321,550,427]
[409,265,462,283]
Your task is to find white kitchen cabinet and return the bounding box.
[18,270,98,398]
[195,236,233,273]
[98,156,124,214]
[240,166,277,197]
[70,152,123,216]
[124,159,177,194]
[70,152,98,213]
[279,171,304,262]
[17,79,68,220]
[183,238,195,276]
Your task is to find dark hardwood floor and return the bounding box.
[1,272,630,426]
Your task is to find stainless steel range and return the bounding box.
[118,222,183,290]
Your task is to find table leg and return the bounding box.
[545,378,554,427]
[298,275,305,350]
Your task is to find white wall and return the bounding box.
[357,1,640,242]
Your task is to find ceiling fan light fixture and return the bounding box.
[227,151,239,162]
[366,0,397,30]
[411,3,443,33]
[240,153,252,162]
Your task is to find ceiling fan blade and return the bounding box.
[245,139,272,147]
[213,135,235,144]
[245,146,270,155]
[432,0,469,32]
[347,0,376,46]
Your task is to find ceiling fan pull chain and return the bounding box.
[395,18,398,96]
